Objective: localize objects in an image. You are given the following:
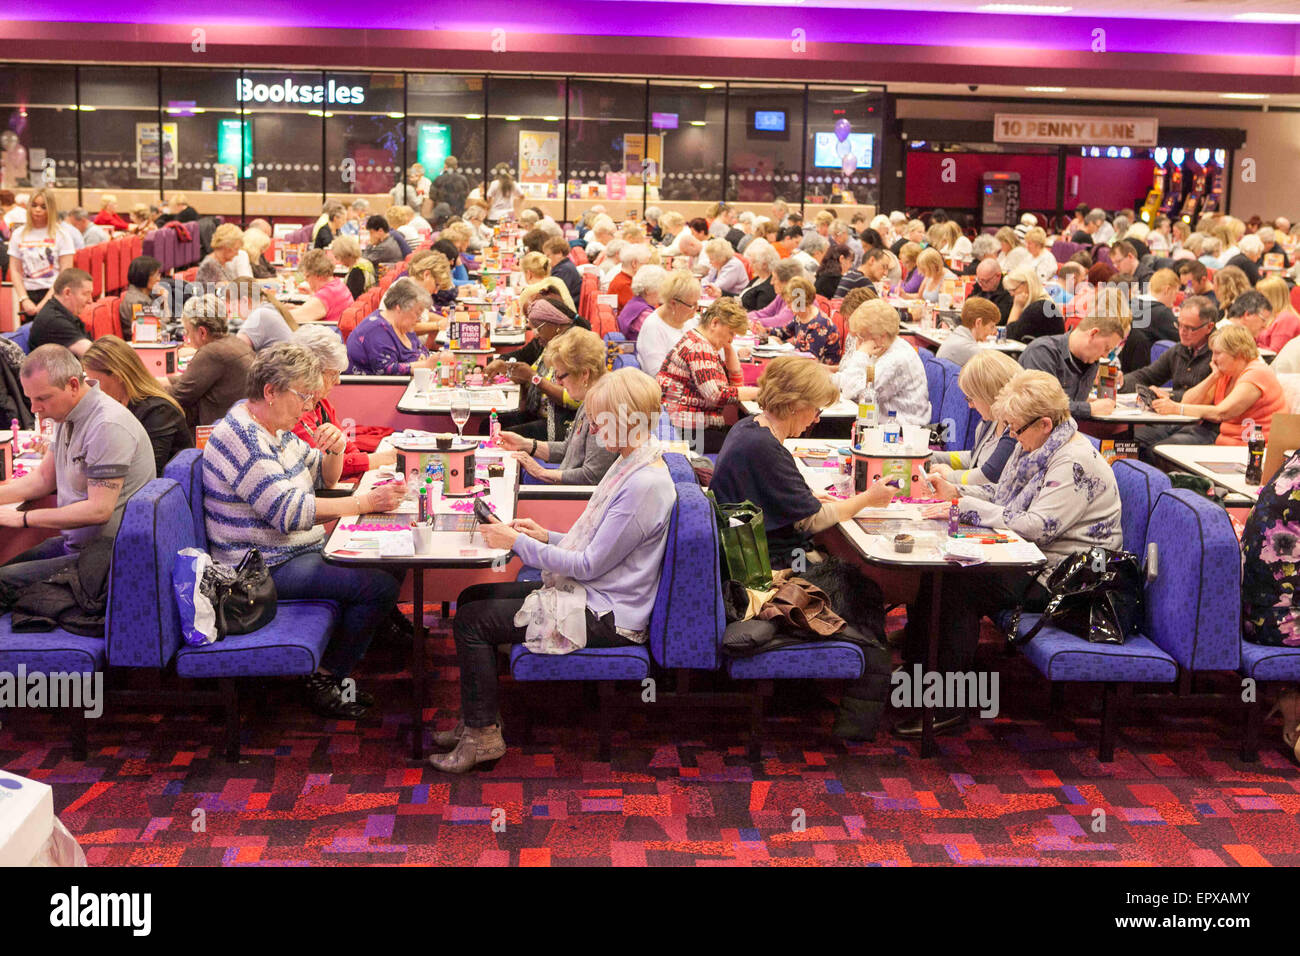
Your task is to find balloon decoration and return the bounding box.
[836,137,852,158]
[841,153,858,177]
[835,118,855,177]
[834,118,852,142]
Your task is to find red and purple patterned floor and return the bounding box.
[3,611,1298,866]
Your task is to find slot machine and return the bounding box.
[1159,148,1184,216]
[1179,149,1210,223]
[980,171,1021,228]
[1199,150,1225,215]
[1138,149,1166,224]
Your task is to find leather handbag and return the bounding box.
[756,574,846,637]
[705,490,773,590]
[213,549,278,637]
[1005,547,1143,648]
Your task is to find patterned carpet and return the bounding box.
[2,608,1298,867]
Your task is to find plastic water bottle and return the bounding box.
[884,411,901,446]
[861,360,879,428]
[489,409,500,447]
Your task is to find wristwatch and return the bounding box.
[531,374,543,386]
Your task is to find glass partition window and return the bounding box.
[648,83,725,208]
[0,66,77,192]
[486,76,565,209]
[78,67,159,194]
[325,71,403,205]
[805,87,884,209]
[242,70,325,214]
[727,84,805,207]
[566,79,646,213]
[406,74,486,216]
[160,69,244,203]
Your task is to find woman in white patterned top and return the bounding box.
[202,344,406,719]
[832,299,931,425]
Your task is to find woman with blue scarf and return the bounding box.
[896,370,1123,737]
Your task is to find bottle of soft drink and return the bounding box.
[489,409,500,447]
[861,360,879,428]
[1246,425,1266,485]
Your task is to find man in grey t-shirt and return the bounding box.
[0,345,154,589]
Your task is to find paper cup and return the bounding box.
[412,525,435,554]
[488,476,507,503]
[412,367,433,391]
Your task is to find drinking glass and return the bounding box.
[451,390,471,441]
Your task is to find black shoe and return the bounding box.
[305,673,369,719]
[892,710,969,738]
[375,610,414,648]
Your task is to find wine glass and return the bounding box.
[450,389,471,441]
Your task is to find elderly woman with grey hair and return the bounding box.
[702,237,749,297]
[202,343,406,720]
[967,233,1001,275]
[168,293,254,426]
[344,277,439,375]
[793,232,829,278]
[618,264,667,340]
[290,324,396,481]
[739,238,779,312]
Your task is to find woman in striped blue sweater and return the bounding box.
[202,344,406,719]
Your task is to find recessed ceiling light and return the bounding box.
[1220,93,1270,100]
[543,115,559,121]
[76,105,97,111]
[465,114,482,120]
[977,3,1072,12]
[698,83,716,90]
[852,88,869,93]
[504,115,521,121]
[387,112,405,119]
[1233,12,1300,22]
[690,121,706,126]
[1025,86,1067,92]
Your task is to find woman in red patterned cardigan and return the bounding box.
[291,325,395,481]
[656,299,759,454]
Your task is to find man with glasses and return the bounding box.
[0,345,153,588]
[1123,295,1218,452]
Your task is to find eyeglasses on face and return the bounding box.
[672,297,698,311]
[1009,416,1046,438]
[287,387,316,409]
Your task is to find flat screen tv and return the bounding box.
[812,131,874,169]
[748,108,788,140]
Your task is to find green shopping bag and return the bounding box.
[705,490,773,590]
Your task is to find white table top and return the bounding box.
[1083,392,1199,425]
[1153,443,1259,501]
[323,443,518,566]
[397,381,521,414]
[784,438,1047,569]
[900,321,1027,354]
[742,397,858,419]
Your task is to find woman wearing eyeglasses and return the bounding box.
[498,328,618,485]
[636,270,701,377]
[480,295,584,441]
[344,277,441,376]
[895,370,1121,738]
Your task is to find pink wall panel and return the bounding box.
[1064,156,1160,212]
[905,152,1058,210]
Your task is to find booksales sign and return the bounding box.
[236,76,366,106]
[994,113,1158,147]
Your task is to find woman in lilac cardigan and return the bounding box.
[747,259,805,330]
[344,277,438,375]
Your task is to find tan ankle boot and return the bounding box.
[427,724,506,773]
[431,715,504,750]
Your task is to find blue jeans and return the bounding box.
[0,537,78,590]
[269,551,402,678]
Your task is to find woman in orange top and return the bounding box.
[1151,324,1286,446]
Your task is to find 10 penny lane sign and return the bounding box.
[993,113,1159,147]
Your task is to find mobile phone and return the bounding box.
[473,497,499,524]
[1137,385,1157,411]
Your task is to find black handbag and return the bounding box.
[1005,547,1143,648]
[212,549,278,637]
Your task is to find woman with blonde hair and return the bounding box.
[713,355,895,566]
[833,299,930,424]
[434,368,677,773]
[94,193,130,231]
[1149,323,1286,446]
[242,228,276,279]
[1004,265,1064,341]
[498,327,618,485]
[331,234,374,299]
[1256,275,1300,351]
[406,249,458,341]
[196,223,246,284]
[1213,265,1250,315]
[897,241,924,295]
[9,187,75,317]
[995,226,1030,274]
[1023,226,1058,283]
[911,371,1121,735]
[901,247,953,304]
[291,248,354,325]
[928,349,1021,486]
[82,336,193,476]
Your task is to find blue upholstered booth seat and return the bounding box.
[726,639,866,680]
[1239,642,1300,682]
[509,643,651,681]
[0,621,106,674]
[174,600,339,679]
[1015,615,1178,682]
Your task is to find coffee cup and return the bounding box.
[412,367,433,391]
[412,525,435,554]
